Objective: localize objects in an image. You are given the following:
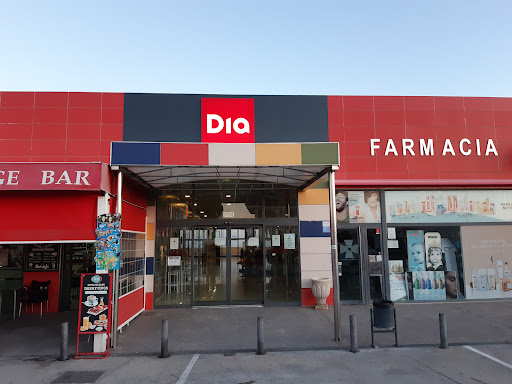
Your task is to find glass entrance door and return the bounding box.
[193,225,264,305]
[338,228,363,302]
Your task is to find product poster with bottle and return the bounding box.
[462,226,512,299]
[412,271,447,300]
[386,190,512,224]
[336,190,382,224]
[407,230,426,271]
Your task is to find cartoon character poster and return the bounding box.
[407,230,425,272]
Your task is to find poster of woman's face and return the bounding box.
[445,271,458,299]
[407,230,426,271]
[335,190,381,224]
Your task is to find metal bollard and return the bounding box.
[160,319,169,358]
[439,313,448,349]
[256,317,265,355]
[349,315,359,353]
[59,322,69,361]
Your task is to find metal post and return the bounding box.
[349,315,358,353]
[256,317,265,355]
[160,319,169,358]
[59,322,69,361]
[439,313,448,349]
[328,168,341,341]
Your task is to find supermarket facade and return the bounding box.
[2,92,512,332]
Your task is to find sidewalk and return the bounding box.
[1,301,512,359]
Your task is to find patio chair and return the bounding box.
[31,280,51,318]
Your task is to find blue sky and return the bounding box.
[0,1,510,96]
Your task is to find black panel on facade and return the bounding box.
[123,94,328,143]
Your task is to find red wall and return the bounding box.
[117,286,144,327]
[0,191,99,242]
[328,96,512,185]
[23,271,60,313]
[0,92,124,164]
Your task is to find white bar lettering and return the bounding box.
[7,171,20,185]
[370,139,380,156]
[41,170,55,185]
[485,139,498,156]
[442,139,456,156]
[75,171,90,185]
[459,138,471,156]
[385,139,398,156]
[419,139,434,156]
[402,139,415,156]
[56,171,72,185]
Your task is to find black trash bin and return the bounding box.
[372,299,394,329]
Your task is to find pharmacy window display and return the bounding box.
[387,227,464,301]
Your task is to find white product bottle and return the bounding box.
[478,268,488,291]
[497,260,504,289]
[505,262,511,280]
[472,268,478,290]
[487,268,496,290]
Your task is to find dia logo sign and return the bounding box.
[201,98,255,143]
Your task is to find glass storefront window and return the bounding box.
[335,190,382,224]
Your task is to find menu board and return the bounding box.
[25,244,59,271]
[78,273,112,334]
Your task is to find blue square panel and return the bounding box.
[111,142,160,165]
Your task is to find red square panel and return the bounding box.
[32,124,67,140]
[344,141,373,157]
[327,96,343,111]
[100,156,111,164]
[374,126,406,144]
[495,126,512,141]
[0,155,31,162]
[434,97,464,111]
[31,140,66,157]
[100,141,112,157]
[68,92,102,108]
[498,157,512,173]
[0,123,32,139]
[33,108,68,124]
[494,111,512,127]
[405,110,435,126]
[493,98,512,112]
[161,143,208,165]
[376,156,408,172]
[67,124,101,140]
[328,110,343,126]
[68,108,101,124]
[102,93,124,108]
[101,108,124,124]
[345,171,379,180]
[496,141,512,157]
[343,110,374,126]
[329,126,345,142]
[378,171,410,179]
[0,140,31,156]
[466,111,494,127]
[0,108,34,124]
[374,96,404,111]
[66,140,101,157]
[404,96,434,111]
[436,126,467,142]
[434,111,465,126]
[405,125,436,141]
[344,125,375,141]
[1,92,34,107]
[66,156,101,162]
[375,110,405,126]
[35,92,68,108]
[344,156,377,173]
[407,157,439,174]
[343,96,373,110]
[100,124,123,141]
[466,125,496,139]
[464,97,493,111]
[31,156,66,162]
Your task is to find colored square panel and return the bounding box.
[209,143,255,166]
[100,124,123,141]
[328,110,343,126]
[404,96,434,111]
[161,143,209,165]
[0,123,32,139]
[35,92,68,108]
[30,156,66,162]
[434,111,465,126]
[298,189,329,205]
[434,97,464,111]
[405,125,436,141]
[437,157,470,173]
[66,140,101,157]
[407,172,440,180]
[436,126,467,142]
[0,156,31,162]
[255,143,301,165]
[327,96,343,110]
[67,124,101,140]
[375,110,405,126]
[345,171,379,180]
[102,93,124,108]
[100,141,112,157]
[0,140,31,156]
[407,156,439,174]
[374,96,404,111]
[466,111,494,127]
[65,156,101,162]
[405,110,435,126]
[111,142,161,165]
[33,108,68,124]
[344,110,374,126]
[344,125,375,141]
[343,96,373,110]
[32,124,67,140]
[466,125,496,139]
[31,140,66,157]
[344,156,376,172]
[464,97,493,111]
[1,92,34,107]
[67,107,101,124]
[494,111,512,127]
[376,156,408,172]
[374,125,406,143]
[0,108,33,123]
[495,126,512,141]
[300,221,330,237]
[496,141,512,157]
[101,108,124,124]
[68,92,102,108]
[329,125,345,142]
[344,141,372,157]
[377,171,410,179]
[100,156,111,164]
[493,98,512,112]
[498,157,512,173]
[301,143,339,165]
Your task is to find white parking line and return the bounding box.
[463,346,512,370]
[176,354,200,384]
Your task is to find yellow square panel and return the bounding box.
[255,144,302,165]
[298,189,330,205]
[146,222,155,240]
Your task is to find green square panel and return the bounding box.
[301,143,339,165]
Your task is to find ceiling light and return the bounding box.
[204,214,208,218]
[227,203,232,206]
[200,211,204,214]
[185,194,191,198]
[226,194,231,198]
[194,203,198,206]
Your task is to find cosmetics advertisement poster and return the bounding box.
[385,190,512,224]
[412,271,447,300]
[389,272,408,301]
[407,230,426,271]
[342,191,382,224]
[461,226,512,299]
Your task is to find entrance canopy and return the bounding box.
[111,142,340,190]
